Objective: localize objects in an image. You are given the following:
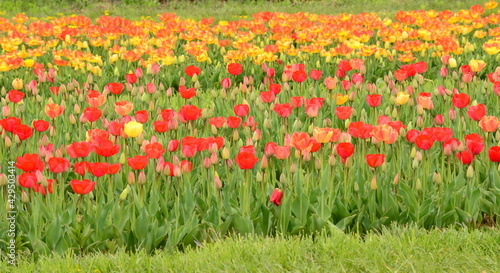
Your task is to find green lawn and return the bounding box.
[2,226,499,272]
[0,0,485,21]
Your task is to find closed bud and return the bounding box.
[138,171,146,184]
[260,155,268,169]
[354,182,359,192]
[119,186,130,201]
[315,159,321,170]
[256,171,263,182]
[433,172,442,184]
[21,190,29,203]
[412,157,419,169]
[232,130,239,141]
[410,147,417,158]
[328,155,336,166]
[415,178,422,191]
[393,173,400,186]
[222,147,230,159]
[279,173,286,184]
[416,151,422,161]
[128,172,135,185]
[370,176,377,190]
[466,165,474,178]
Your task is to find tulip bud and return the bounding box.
[128,172,135,185]
[467,165,474,178]
[0,174,7,187]
[260,155,268,169]
[393,173,400,186]
[433,172,442,185]
[415,178,422,191]
[410,147,417,158]
[119,186,130,201]
[21,190,29,203]
[279,173,286,184]
[2,105,10,117]
[328,155,336,166]
[370,176,377,190]
[222,147,230,160]
[256,171,263,182]
[412,157,419,169]
[138,171,146,184]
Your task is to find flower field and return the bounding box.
[1,1,500,256]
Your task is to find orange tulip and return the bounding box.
[371,124,398,144]
[313,127,341,143]
[44,103,65,118]
[290,132,313,153]
[86,90,106,108]
[114,101,134,116]
[479,116,500,132]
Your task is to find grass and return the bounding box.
[0,0,485,21]
[1,226,499,272]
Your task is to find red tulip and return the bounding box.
[456,150,474,165]
[465,133,484,155]
[93,140,120,157]
[135,110,149,123]
[335,106,353,120]
[405,129,420,143]
[292,70,307,83]
[178,105,202,122]
[452,93,470,109]
[33,120,50,132]
[48,157,70,174]
[260,91,276,103]
[348,121,372,139]
[125,73,137,84]
[221,77,231,89]
[488,146,500,162]
[291,96,304,108]
[415,134,435,151]
[144,142,165,159]
[234,104,250,117]
[153,121,169,133]
[270,188,283,206]
[70,179,96,195]
[394,69,408,81]
[180,160,193,173]
[269,84,282,95]
[18,172,37,188]
[274,146,291,160]
[179,86,196,99]
[83,107,102,122]
[185,65,201,77]
[0,117,22,132]
[209,117,226,128]
[366,154,385,168]
[228,63,243,76]
[467,104,486,121]
[107,82,124,95]
[181,144,197,158]
[336,142,354,159]
[127,155,149,170]
[309,70,323,81]
[73,161,88,176]
[168,140,179,152]
[227,116,242,129]
[338,60,352,72]
[34,179,54,195]
[273,103,293,118]
[366,94,382,107]
[235,151,259,169]
[13,124,33,141]
[87,162,110,177]
[7,90,24,103]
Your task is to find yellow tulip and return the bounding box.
[396,92,410,105]
[449,57,457,68]
[124,121,143,138]
[12,78,23,90]
[335,94,349,105]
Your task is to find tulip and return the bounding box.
[270,188,283,206]
[124,121,143,137]
[488,146,500,162]
[70,179,96,195]
[235,151,259,170]
[227,63,243,76]
[366,154,385,168]
[366,94,382,107]
[479,116,500,132]
[396,92,410,105]
[336,142,354,159]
